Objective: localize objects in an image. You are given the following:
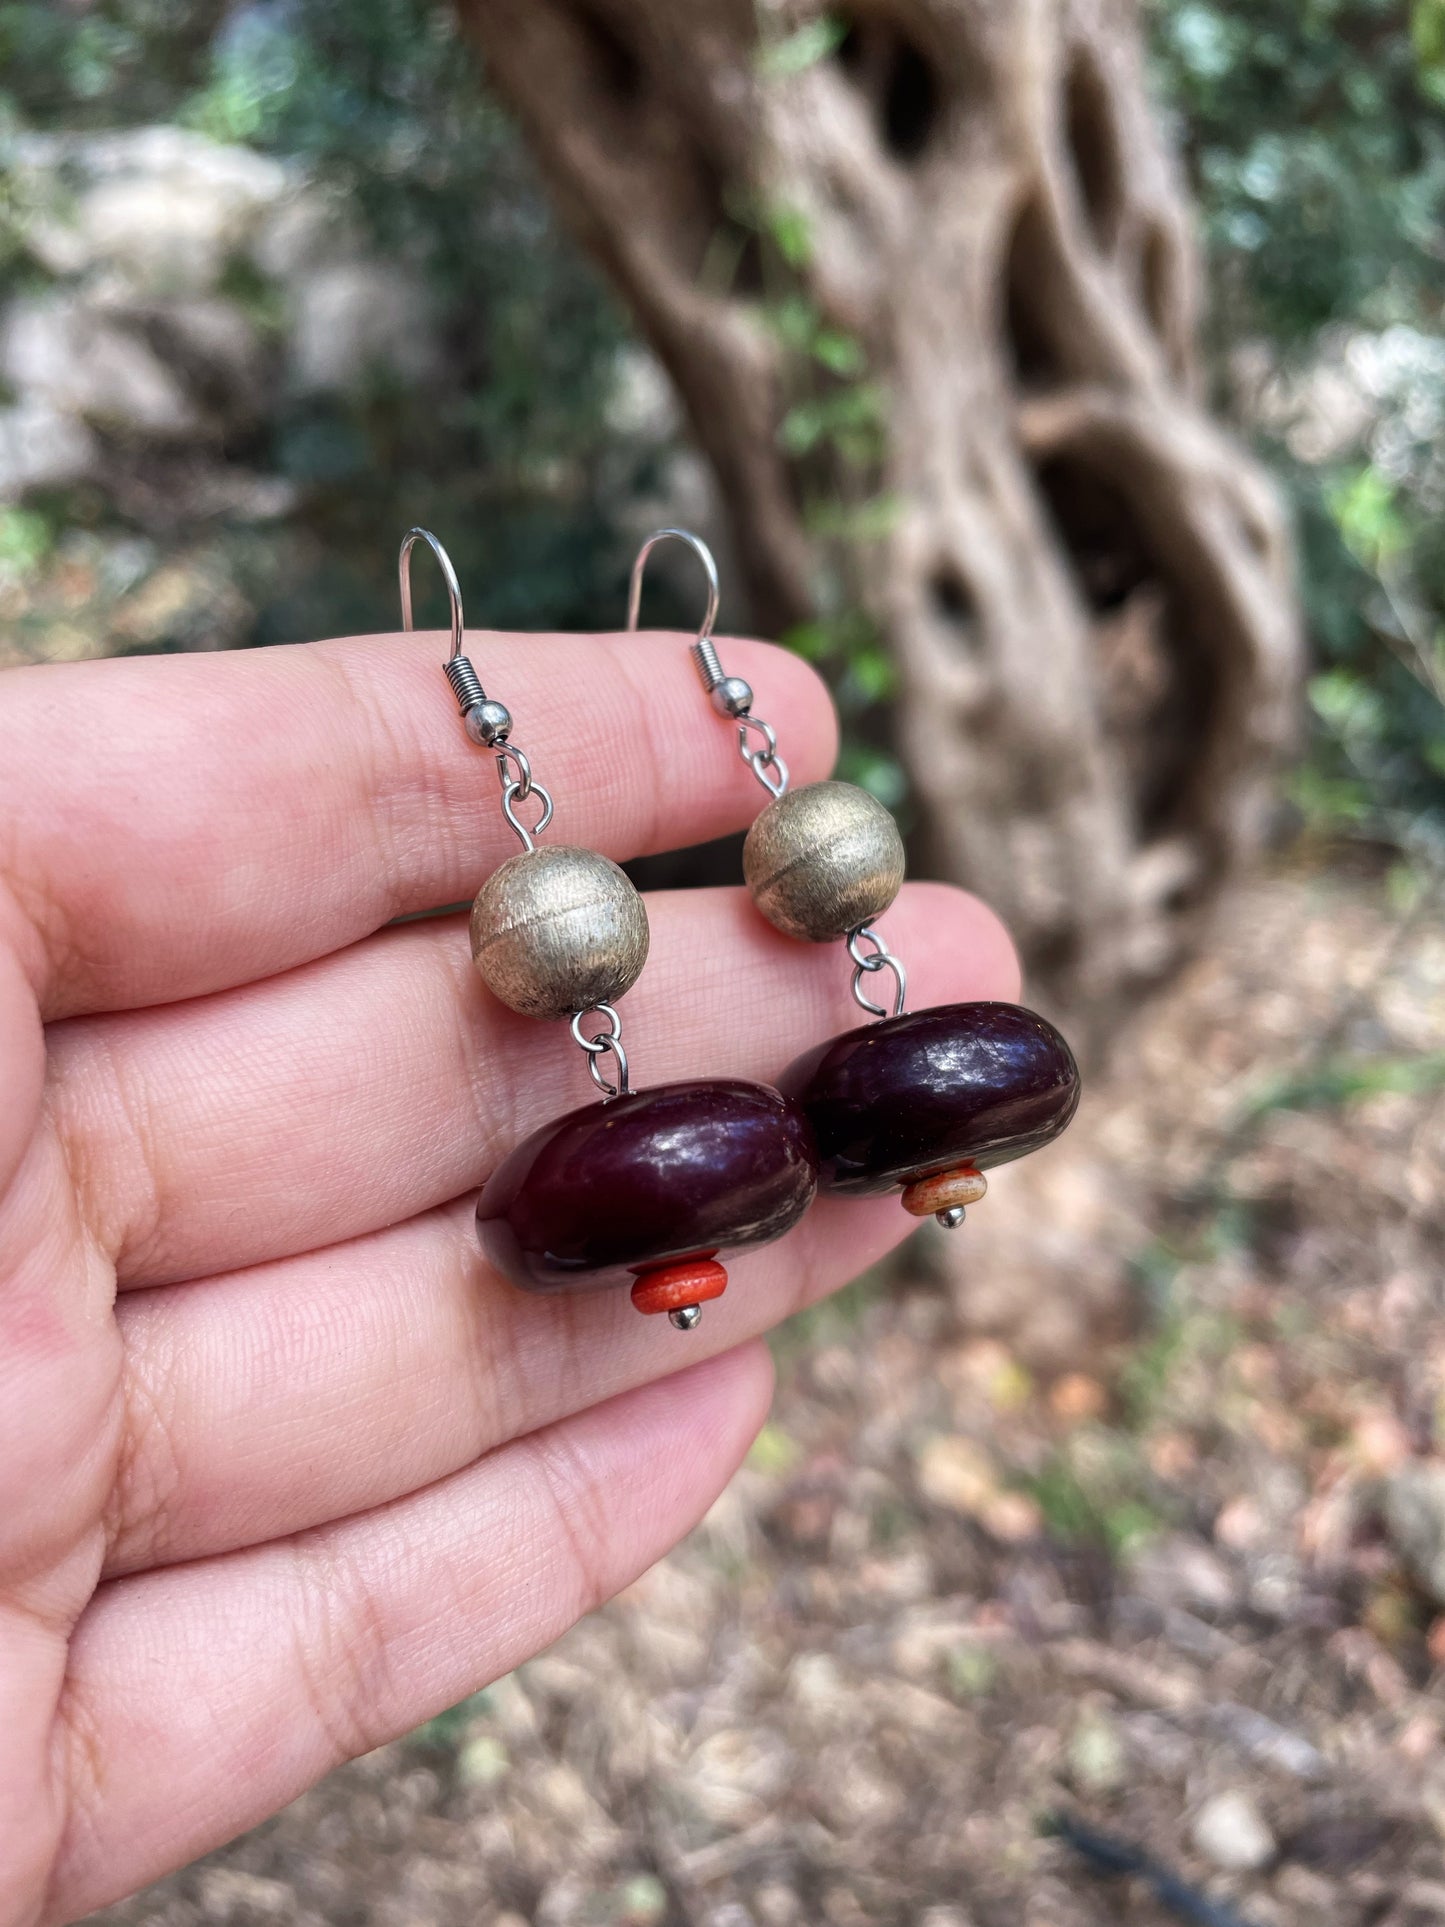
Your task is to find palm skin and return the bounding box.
[0,626,1018,1925]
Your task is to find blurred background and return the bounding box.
[2,1,1442,1922]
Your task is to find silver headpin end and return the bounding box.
[936,1206,967,1230]
[669,1304,703,1331]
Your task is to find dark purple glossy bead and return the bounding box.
[477,1079,818,1294]
[778,1001,1080,1196]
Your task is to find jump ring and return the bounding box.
[572,1006,630,1096]
[585,1039,630,1097]
[570,1004,620,1053]
[851,953,907,1019]
[501,777,554,851]
[749,750,789,798]
[847,925,907,1018]
[847,926,887,970]
[737,718,790,798]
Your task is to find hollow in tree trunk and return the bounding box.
[456,0,1302,1029]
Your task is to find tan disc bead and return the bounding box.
[901,1166,988,1218]
[470,844,649,1021]
[742,780,906,943]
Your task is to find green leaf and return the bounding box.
[764,200,814,269]
[1325,466,1408,571]
[1241,1052,1445,1121]
[803,492,903,541]
[756,17,847,79]
[0,505,51,577]
[837,743,907,808]
[810,327,867,376]
[1412,0,1445,100]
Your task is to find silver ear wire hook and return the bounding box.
[399,526,465,663]
[627,526,789,797]
[398,527,514,751]
[627,526,720,687]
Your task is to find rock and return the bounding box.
[702,1905,756,1927]
[251,183,353,282]
[614,1873,669,1925]
[11,126,287,293]
[1214,1493,1269,1551]
[917,1435,999,1514]
[680,1727,791,1828]
[195,1869,293,1917]
[1384,1460,1445,1606]
[1352,1407,1412,1475]
[1049,1371,1108,1423]
[606,345,681,440]
[1067,1703,1128,1794]
[754,1888,801,1927]
[1209,1703,1327,1782]
[455,1733,509,1788]
[982,1489,1044,1541]
[152,296,270,419]
[288,258,438,393]
[0,292,204,440]
[1191,1789,1276,1871]
[254,182,440,395]
[1126,1533,1237,1615]
[0,401,97,500]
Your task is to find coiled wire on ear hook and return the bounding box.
[627,527,788,798]
[398,527,513,748]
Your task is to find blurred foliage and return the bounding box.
[1149,0,1445,865]
[0,0,1439,857]
[1240,1047,1445,1118]
[0,0,662,644]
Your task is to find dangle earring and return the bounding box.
[628,529,1080,1230]
[401,528,817,1329]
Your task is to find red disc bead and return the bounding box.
[630,1259,729,1316]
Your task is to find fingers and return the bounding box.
[0,933,45,1198]
[104,1185,907,1578]
[49,882,1020,1289]
[51,1347,773,1923]
[0,630,835,1019]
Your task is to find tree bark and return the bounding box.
[456,0,1301,1026]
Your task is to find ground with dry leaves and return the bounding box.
[93,859,1445,1927]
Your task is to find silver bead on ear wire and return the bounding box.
[400,528,645,1097]
[628,526,909,1027]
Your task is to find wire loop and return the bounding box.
[737,716,789,798]
[571,1005,631,1096]
[847,924,908,1019]
[501,778,555,852]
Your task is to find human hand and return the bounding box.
[0,626,1018,1922]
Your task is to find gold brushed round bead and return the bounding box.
[469,845,649,1021]
[742,780,906,943]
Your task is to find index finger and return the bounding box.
[0,629,836,1019]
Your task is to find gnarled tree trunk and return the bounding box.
[457,0,1301,1026]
